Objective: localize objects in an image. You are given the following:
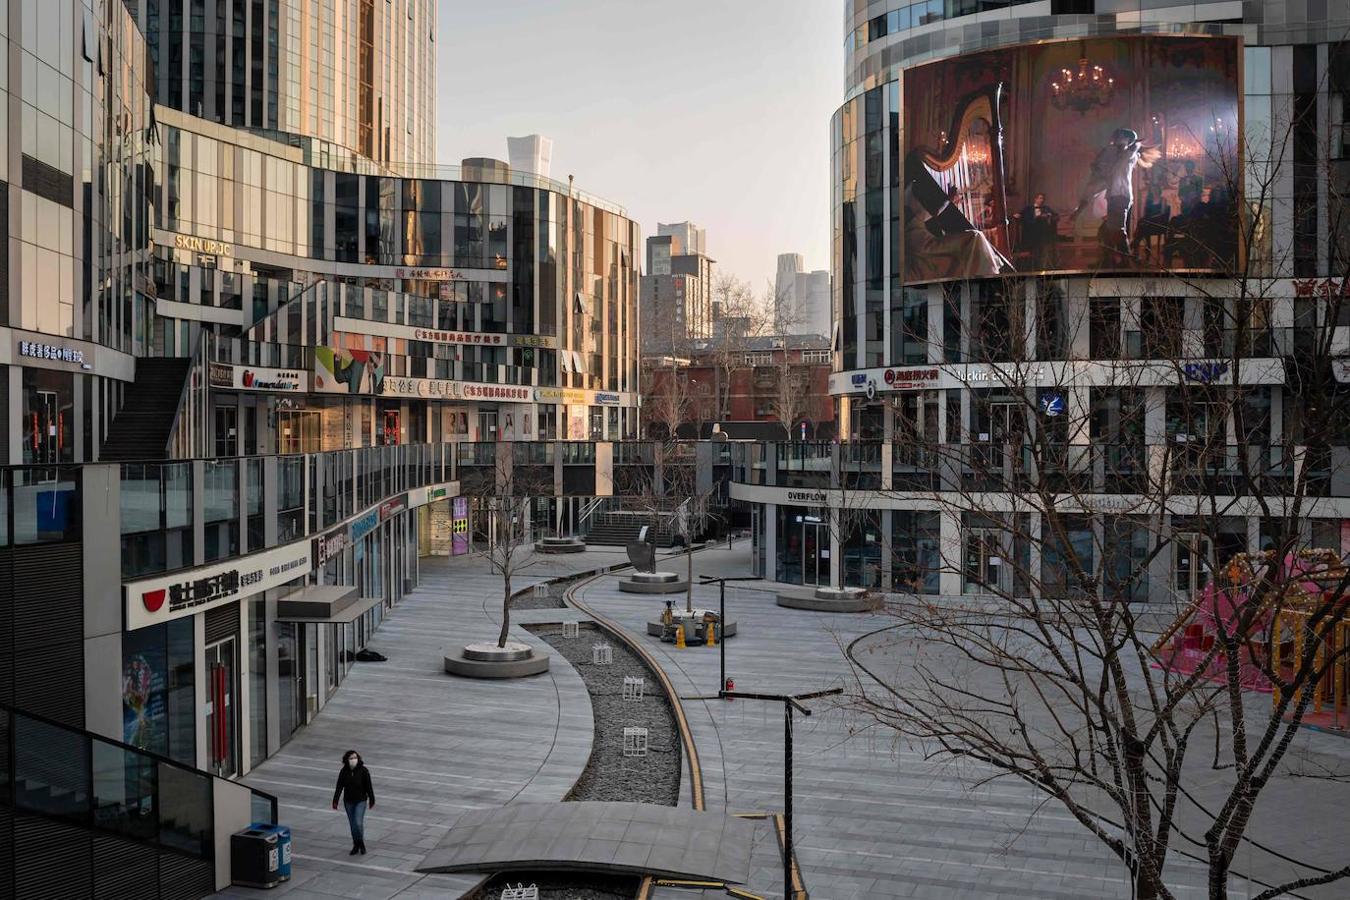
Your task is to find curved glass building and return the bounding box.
[733,0,1350,601]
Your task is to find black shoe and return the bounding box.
[349,845,359,855]
[359,842,367,855]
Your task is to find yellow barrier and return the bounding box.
[675,624,686,649]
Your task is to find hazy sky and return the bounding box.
[434,0,843,291]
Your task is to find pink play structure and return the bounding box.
[1153,550,1349,700]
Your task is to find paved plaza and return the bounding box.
[213,542,1350,899]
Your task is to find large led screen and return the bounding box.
[901,35,1240,284]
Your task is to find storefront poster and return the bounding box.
[902,35,1240,283]
[123,646,167,751]
[314,346,386,395]
[452,497,469,556]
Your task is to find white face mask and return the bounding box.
[347,757,358,768]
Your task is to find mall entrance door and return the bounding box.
[205,638,239,778]
[800,516,830,587]
[1174,532,1214,599]
[964,527,1011,594]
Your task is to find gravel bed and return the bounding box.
[467,872,639,900]
[524,621,681,806]
[511,581,568,610]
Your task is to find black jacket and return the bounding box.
[333,764,375,806]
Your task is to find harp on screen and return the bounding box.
[903,83,1012,258]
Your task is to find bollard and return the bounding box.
[674,625,686,649]
[706,622,717,647]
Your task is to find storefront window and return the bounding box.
[893,511,941,594]
[249,600,268,767]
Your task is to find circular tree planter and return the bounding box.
[775,586,878,613]
[645,608,738,641]
[444,640,551,678]
[534,536,586,554]
[618,571,689,594]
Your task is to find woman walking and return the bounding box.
[331,749,375,855]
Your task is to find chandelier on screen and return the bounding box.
[1050,57,1116,114]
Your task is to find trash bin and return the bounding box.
[250,823,293,882]
[231,827,281,889]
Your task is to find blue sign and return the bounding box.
[851,373,867,386]
[1039,392,1065,417]
[1183,362,1230,384]
[350,509,380,543]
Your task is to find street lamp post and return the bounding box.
[698,574,762,693]
[719,687,843,900]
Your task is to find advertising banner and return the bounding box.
[902,35,1240,284]
[314,346,387,394]
[451,497,470,556]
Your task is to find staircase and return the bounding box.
[584,512,679,548]
[1,701,277,899]
[100,358,192,461]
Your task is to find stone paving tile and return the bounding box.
[213,548,626,899]
[573,543,1319,900]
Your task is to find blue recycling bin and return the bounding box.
[250,823,293,881]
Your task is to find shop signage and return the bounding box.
[1040,392,1066,417]
[594,392,621,406]
[535,387,590,405]
[787,490,827,505]
[173,233,234,257]
[1293,277,1350,298]
[380,376,532,403]
[429,486,449,500]
[17,339,88,366]
[379,496,408,521]
[883,367,940,389]
[349,509,380,543]
[394,267,465,281]
[414,329,505,346]
[331,316,557,350]
[125,542,311,630]
[313,529,350,566]
[462,383,532,402]
[851,373,867,386]
[209,362,305,392]
[1183,361,1230,384]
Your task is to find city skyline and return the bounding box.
[435,0,841,290]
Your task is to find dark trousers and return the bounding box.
[1099,195,1132,257]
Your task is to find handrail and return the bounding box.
[165,332,208,459]
[1,699,279,856]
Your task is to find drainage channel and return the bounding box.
[466,572,682,900]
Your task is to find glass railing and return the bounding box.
[727,441,1350,499]
[117,444,455,579]
[2,701,277,862]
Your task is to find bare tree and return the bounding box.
[460,449,549,649]
[706,274,774,422]
[767,347,814,440]
[846,77,1350,900]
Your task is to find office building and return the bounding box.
[641,221,714,352]
[508,134,554,178]
[773,253,830,337]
